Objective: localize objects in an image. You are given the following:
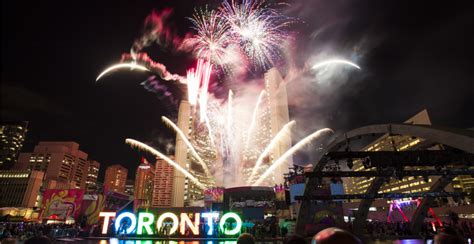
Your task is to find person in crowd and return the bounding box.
[237,233,255,244]
[312,227,362,244]
[285,234,307,244]
[434,232,465,244]
[24,235,52,244]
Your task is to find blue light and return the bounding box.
[114,212,137,234]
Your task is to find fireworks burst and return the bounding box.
[186,8,230,66]
[220,0,290,69]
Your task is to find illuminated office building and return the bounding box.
[242,68,293,186]
[344,110,451,197]
[104,164,128,193]
[152,157,174,207]
[86,160,100,192]
[0,121,28,170]
[0,170,43,208]
[125,179,135,196]
[17,141,89,189]
[134,158,155,209]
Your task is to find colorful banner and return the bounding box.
[40,189,85,221]
[204,187,224,204]
[81,194,106,225]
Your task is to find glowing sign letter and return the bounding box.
[180,213,200,235]
[156,212,179,235]
[137,212,155,235]
[99,212,116,234]
[219,212,242,235]
[202,212,219,235]
[114,212,137,234]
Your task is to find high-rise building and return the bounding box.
[0,170,43,208]
[174,99,215,206]
[104,164,128,193]
[125,179,135,196]
[0,121,28,169]
[17,141,89,189]
[134,158,155,209]
[152,157,175,207]
[173,100,191,207]
[86,160,100,192]
[243,68,292,185]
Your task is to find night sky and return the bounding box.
[2,1,473,181]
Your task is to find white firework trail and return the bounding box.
[252,128,333,186]
[198,61,212,122]
[161,116,211,177]
[226,90,234,138]
[244,90,267,149]
[96,62,149,81]
[125,138,206,190]
[204,114,216,148]
[312,59,361,70]
[246,120,296,184]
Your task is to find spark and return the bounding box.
[126,138,206,190]
[186,8,230,66]
[161,116,211,177]
[198,60,213,122]
[204,114,216,148]
[226,90,234,137]
[245,90,266,148]
[252,128,333,186]
[247,120,295,184]
[186,59,212,115]
[96,62,149,81]
[312,59,361,70]
[186,62,202,106]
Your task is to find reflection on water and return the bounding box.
[101,239,238,244]
[94,239,433,244]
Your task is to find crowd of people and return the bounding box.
[0,222,83,243]
[0,218,471,243]
[362,219,474,240]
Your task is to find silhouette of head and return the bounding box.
[312,227,361,244]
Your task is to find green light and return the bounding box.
[219,212,242,235]
[137,212,154,235]
[156,212,179,235]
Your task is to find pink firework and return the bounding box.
[186,59,213,121]
[186,8,230,66]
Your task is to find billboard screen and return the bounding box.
[289,183,305,203]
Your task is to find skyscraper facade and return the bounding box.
[243,68,293,186]
[104,164,128,193]
[125,179,135,196]
[152,157,175,207]
[86,160,100,192]
[0,121,28,169]
[173,100,191,207]
[0,170,44,208]
[134,158,155,209]
[17,141,89,189]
